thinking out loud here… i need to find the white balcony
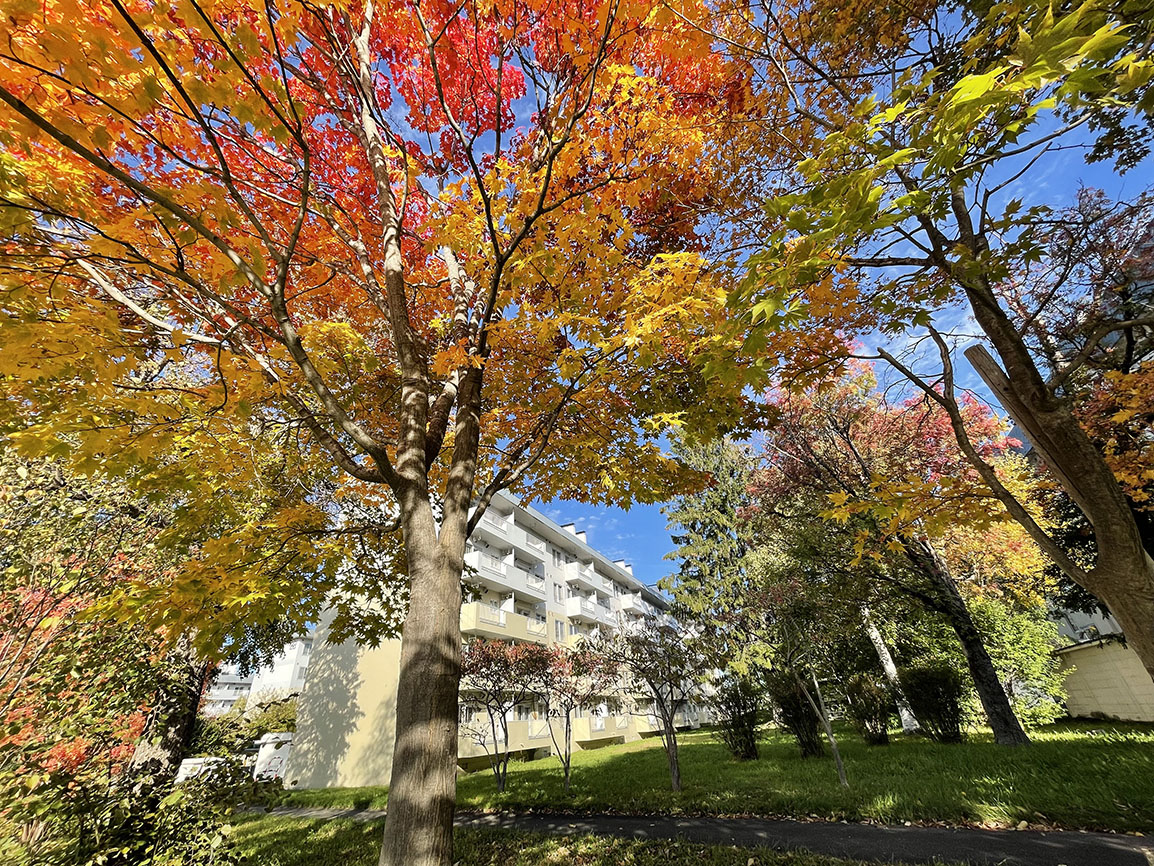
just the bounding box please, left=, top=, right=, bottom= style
left=473, top=509, right=512, bottom=545
left=616, top=593, right=649, bottom=616
left=464, top=551, right=547, bottom=603
left=565, top=561, right=601, bottom=593
left=566, top=595, right=613, bottom=624
left=509, top=525, right=548, bottom=562
left=565, top=595, right=598, bottom=623
left=461, top=602, right=548, bottom=644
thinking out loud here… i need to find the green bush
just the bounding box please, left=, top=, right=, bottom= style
left=709, top=674, right=764, bottom=760
left=843, top=674, right=895, bottom=746
left=763, top=669, right=823, bottom=758
left=2, top=758, right=259, bottom=866
left=900, top=665, right=966, bottom=744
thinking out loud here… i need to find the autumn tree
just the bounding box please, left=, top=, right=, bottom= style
left=703, top=0, right=1154, bottom=680
left=530, top=644, right=619, bottom=794
left=587, top=621, right=704, bottom=792
left=459, top=638, right=552, bottom=793
left=660, top=418, right=922, bottom=733
left=750, top=364, right=1042, bottom=745
left=0, top=1, right=749, bottom=861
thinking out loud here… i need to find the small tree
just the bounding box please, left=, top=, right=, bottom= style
left=843, top=674, right=896, bottom=746
left=531, top=646, right=620, bottom=794
left=710, top=672, right=764, bottom=760
left=459, top=639, right=552, bottom=793
left=763, top=669, right=824, bottom=758
left=588, top=622, right=704, bottom=792
left=900, top=665, right=967, bottom=744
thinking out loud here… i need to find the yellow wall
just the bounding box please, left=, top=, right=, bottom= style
left=1058, top=640, right=1154, bottom=723
left=285, top=610, right=402, bottom=789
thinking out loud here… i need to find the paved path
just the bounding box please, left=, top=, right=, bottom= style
left=264, top=806, right=1154, bottom=866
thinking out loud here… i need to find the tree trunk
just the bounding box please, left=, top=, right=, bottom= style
left=662, top=720, right=681, bottom=792
left=796, top=670, right=848, bottom=788
left=860, top=605, right=921, bottom=734
left=904, top=540, right=1030, bottom=746
left=955, top=281, right=1154, bottom=681
left=563, top=713, right=572, bottom=795
left=1102, top=582, right=1154, bottom=681
left=129, top=634, right=208, bottom=781
left=377, top=504, right=464, bottom=866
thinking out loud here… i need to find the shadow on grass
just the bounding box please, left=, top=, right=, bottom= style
left=452, top=721, right=1154, bottom=832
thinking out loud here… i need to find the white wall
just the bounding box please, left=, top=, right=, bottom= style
left=1058, top=640, right=1154, bottom=722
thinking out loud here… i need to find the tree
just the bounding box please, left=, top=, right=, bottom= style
left=0, top=3, right=747, bottom=862
left=460, top=638, right=553, bottom=793
left=587, top=621, right=704, bottom=792
left=751, top=364, right=1040, bottom=744
left=708, top=671, right=763, bottom=760
left=715, top=0, right=1154, bottom=681
left=531, top=645, right=619, bottom=794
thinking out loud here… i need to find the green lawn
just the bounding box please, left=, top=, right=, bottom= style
left=230, top=815, right=957, bottom=866
left=282, top=721, right=1154, bottom=832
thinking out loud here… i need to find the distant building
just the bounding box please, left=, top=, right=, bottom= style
left=201, top=665, right=253, bottom=716
left=201, top=633, right=315, bottom=716
left=250, top=634, right=314, bottom=701
left=287, top=492, right=707, bottom=789
left=1054, top=609, right=1154, bottom=722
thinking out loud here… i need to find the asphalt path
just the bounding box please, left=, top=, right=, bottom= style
left=263, top=806, right=1154, bottom=865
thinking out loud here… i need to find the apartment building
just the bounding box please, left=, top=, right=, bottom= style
left=201, top=633, right=316, bottom=716
left=285, top=491, right=705, bottom=789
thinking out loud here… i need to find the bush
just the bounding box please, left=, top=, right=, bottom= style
left=1, top=756, right=260, bottom=865
left=900, top=664, right=966, bottom=743
left=710, top=674, right=764, bottom=760
left=763, top=669, right=823, bottom=758
left=843, top=674, right=895, bottom=746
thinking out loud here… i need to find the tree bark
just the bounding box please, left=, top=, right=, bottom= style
left=796, top=670, right=848, bottom=788
left=904, top=540, right=1030, bottom=746
left=129, top=634, right=208, bottom=781
left=860, top=605, right=921, bottom=734
left=661, top=719, right=682, bottom=792
left=943, top=236, right=1154, bottom=680
left=378, top=364, right=482, bottom=866
left=377, top=509, right=463, bottom=866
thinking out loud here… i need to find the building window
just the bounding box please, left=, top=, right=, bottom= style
left=552, top=548, right=563, bottom=567
left=568, top=623, right=580, bottom=637
left=553, top=583, right=563, bottom=602
left=554, top=620, right=564, bottom=641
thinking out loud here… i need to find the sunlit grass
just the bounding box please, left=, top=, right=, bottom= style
left=230, top=815, right=954, bottom=866
left=281, top=720, right=1154, bottom=832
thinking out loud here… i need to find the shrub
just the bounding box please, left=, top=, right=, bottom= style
left=710, top=674, right=764, bottom=760
left=764, top=669, right=823, bottom=758
left=843, top=674, right=895, bottom=746
left=1, top=755, right=257, bottom=865
left=900, top=664, right=966, bottom=743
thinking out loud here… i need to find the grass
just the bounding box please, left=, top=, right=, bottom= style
left=230, top=815, right=961, bottom=866
left=281, top=720, right=1154, bottom=832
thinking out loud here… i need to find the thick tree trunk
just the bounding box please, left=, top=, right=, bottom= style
left=953, top=273, right=1154, bottom=681
left=378, top=363, right=482, bottom=866
left=1102, top=579, right=1154, bottom=681
left=905, top=540, right=1030, bottom=746
left=860, top=605, right=921, bottom=734
left=129, top=634, right=208, bottom=780
left=377, top=505, right=464, bottom=866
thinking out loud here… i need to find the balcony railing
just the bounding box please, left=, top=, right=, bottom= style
left=526, top=618, right=546, bottom=638
left=478, top=606, right=506, bottom=626
left=479, top=511, right=511, bottom=533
